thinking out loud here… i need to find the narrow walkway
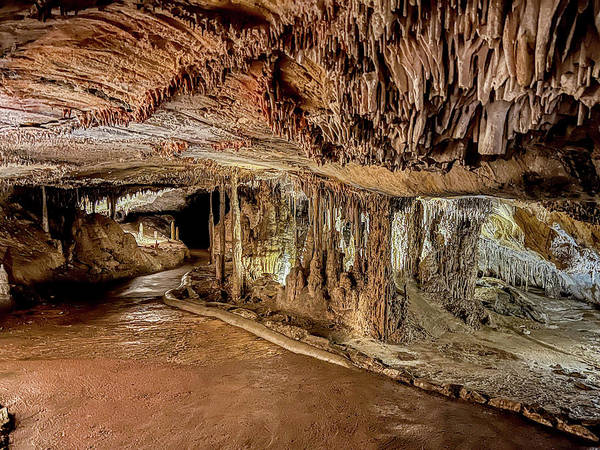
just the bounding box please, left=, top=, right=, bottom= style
left=0, top=257, right=588, bottom=449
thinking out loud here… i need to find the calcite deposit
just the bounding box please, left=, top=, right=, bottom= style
left=0, top=0, right=598, bottom=200
left=166, top=174, right=600, bottom=442
left=2, top=0, right=600, bottom=445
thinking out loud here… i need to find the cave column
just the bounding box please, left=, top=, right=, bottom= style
left=312, top=189, right=321, bottom=251
left=216, top=185, right=226, bottom=283
left=109, top=195, right=117, bottom=220
left=209, top=190, right=214, bottom=264
left=231, top=172, right=244, bottom=301
left=41, top=186, right=49, bottom=234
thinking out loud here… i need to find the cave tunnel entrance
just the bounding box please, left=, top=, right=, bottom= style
left=174, top=190, right=228, bottom=249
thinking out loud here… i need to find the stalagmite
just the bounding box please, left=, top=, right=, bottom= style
left=209, top=190, right=215, bottom=263
left=216, top=186, right=226, bottom=284
left=170, top=221, right=176, bottom=241
left=231, top=172, right=244, bottom=301
left=41, top=186, right=49, bottom=234
left=175, top=227, right=180, bottom=241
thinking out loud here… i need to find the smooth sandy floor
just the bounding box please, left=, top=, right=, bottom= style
left=0, top=257, right=590, bottom=449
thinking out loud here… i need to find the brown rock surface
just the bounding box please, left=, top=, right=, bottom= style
left=0, top=264, right=588, bottom=449
left=66, top=212, right=188, bottom=283
left=0, top=1, right=598, bottom=200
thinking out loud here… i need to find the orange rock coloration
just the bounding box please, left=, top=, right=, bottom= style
left=0, top=0, right=598, bottom=199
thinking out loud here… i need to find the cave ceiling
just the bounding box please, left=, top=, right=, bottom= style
left=1, top=0, right=600, bottom=199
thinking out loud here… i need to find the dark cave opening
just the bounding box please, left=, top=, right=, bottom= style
left=174, top=190, right=228, bottom=249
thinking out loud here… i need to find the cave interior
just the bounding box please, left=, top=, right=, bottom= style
left=1, top=0, right=600, bottom=447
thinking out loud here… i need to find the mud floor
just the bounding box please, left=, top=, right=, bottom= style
left=0, top=255, right=590, bottom=449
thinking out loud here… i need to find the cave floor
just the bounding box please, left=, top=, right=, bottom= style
left=338, top=282, right=600, bottom=426
left=0, top=260, right=588, bottom=448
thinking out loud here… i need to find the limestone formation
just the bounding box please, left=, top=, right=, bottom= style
left=0, top=1, right=598, bottom=200
left=0, top=264, right=12, bottom=311
left=1, top=1, right=600, bottom=444
left=231, top=172, right=245, bottom=301
left=479, top=199, right=600, bottom=304
left=209, top=190, right=214, bottom=264
left=209, top=176, right=498, bottom=340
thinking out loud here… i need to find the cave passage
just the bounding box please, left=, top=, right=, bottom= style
left=174, top=192, right=211, bottom=249
left=1, top=180, right=599, bottom=448
left=173, top=190, right=227, bottom=250
left=2, top=0, right=600, bottom=447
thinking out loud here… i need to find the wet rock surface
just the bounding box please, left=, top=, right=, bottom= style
left=0, top=258, right=589, bottom=449
left=180, top=260, right=600, bottom=443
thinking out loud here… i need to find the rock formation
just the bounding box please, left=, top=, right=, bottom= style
left=2, top=0, right=600, bottom=444
left=0, top=0, right=598, bottom=200
left=0, top=264, right=12, bottom=311
left=0, top=186, right=190, bottom=307
left=479, top=199, right=600, bottom=304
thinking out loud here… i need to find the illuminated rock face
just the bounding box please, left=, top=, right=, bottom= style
left=216, top=177, right=600, bottom=344
left=0, top=1, right=599, bottom=200
left=219, top=178, right=490, bottom=339
left=479, top=200, right=600, bottom=305
left=0, top=264, right=12, bottom=311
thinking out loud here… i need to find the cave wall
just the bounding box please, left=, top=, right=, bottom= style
left=226, top=176, right=498, bottom=341
left=0, top=199, right=66, bottom=287
left=478, top=199, right=600, bottom=304
left=275, top=180, right=396, bottom=340
left=415, top=198, right=493, bottom=326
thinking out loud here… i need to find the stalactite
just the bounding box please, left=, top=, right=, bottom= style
left=4, top=0, right=599, bottom=198
left=248, top=0, right=600, bottom=178
left=231, top=172, right=244, bottom=300
left=478, top=202, right=600, bottom=304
